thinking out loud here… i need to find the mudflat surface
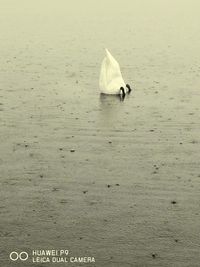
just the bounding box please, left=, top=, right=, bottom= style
left=0, top=1, right=200, bottom=266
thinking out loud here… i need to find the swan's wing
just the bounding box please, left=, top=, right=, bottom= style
left=105, top=49, right=123, bottom=85
left=99, top=49, right=126, bottom=94
left=105, top=49, right=121, bottom=72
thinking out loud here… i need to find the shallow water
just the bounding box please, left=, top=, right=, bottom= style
left=0, top=0, right=200, bottom=266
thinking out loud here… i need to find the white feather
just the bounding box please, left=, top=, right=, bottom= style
left=99, top=49, right=126, bottom=95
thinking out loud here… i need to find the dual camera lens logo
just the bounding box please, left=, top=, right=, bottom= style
left=9, top=251, right=29, bottom=261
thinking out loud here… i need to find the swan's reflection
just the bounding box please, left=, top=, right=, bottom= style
left=99, top=93, right=124, bottom=104
left=98, top=94, right=124, bottom=126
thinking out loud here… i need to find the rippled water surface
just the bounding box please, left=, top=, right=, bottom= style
left=0, top=1, right=200, bottom=266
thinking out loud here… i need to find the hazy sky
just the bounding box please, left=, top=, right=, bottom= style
left=1, top=0, right=200, bottom=70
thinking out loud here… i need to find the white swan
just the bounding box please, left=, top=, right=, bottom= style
left=99, top=49, right=131, bottom=97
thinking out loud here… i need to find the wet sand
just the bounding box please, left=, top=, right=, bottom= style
left=0, top=0, right=200, bottom=266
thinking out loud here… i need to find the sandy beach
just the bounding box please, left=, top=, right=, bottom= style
left=0, top=0, right=200, bottom=266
